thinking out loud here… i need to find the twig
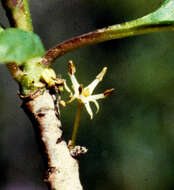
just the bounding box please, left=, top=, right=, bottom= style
left=6, top=62, right=23, bottom=82
left=1, top=0, right=33, bottom=32
left=42, top=22, right=174, bottom=66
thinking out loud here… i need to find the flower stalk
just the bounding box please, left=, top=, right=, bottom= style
left=71, top=102, right=84, bottom=148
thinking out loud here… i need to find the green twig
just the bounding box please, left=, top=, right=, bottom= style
left=71, top=102, right=83, bottom=148
left=42, top=23, right=174, bottom=66
left=2, top=0, right=33, bottom=32
left=42, top=0, right=174, bottom=66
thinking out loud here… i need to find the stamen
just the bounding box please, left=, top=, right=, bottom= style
left=104, top=88, right=115, bottom=97
left=78, top=85, right=83, bottom=94
left=68, top=60, right=76, bottom=75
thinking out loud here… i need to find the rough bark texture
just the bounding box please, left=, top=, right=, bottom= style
left=21, top=90, right=83, bottom=190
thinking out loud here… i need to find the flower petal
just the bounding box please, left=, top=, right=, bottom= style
left=90, top=99, right=100, bottom=113
left=90, top=93, right=105, bottom=100
left=63, top=79, right=72, bottom=94
left=84, top=102, right=93, bottom=119
left=67, top=95, right=76, bottom=104
left=69, top=74, right=80, bottom=94
left=84, top=67, right=107, bottom=94
left=84, top=79, right=99, bottom=95
left=96, top=67, right=107, bottom=82
left=68, top=61, right=80, bottom=94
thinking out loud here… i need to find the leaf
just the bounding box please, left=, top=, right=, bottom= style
left=136, top=0, right=174, bottom=25
left=103, top=0, right=174, bottom=40
left=0, top=28, right=45, bottom=65
left=0, top=26, right=4, bottom=33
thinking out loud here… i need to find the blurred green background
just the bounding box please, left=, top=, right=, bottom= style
left=1, top=0, right=174, bottom=189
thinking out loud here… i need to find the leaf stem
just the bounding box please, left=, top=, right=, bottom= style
left=42, top=21, right=174, bottom=66
left=71, top=102, right=83, bottom=148
left=22, top=0, right=33, bottom=32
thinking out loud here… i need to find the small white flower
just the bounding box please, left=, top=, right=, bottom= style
left=67, top=60, right=114, bottom=119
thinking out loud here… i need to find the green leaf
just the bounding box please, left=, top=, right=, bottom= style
left=102, top=0, right=174, bottom=40
left=106, top=0, right=174, bottom=38
left=135, top=0, right=174, bottom=26
left=0, top=28, right=45, bottom=65
left=0, top=26, right=4, bottom=33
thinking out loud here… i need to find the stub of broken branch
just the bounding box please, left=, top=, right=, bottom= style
left=21, top=90, right=83, bottom=190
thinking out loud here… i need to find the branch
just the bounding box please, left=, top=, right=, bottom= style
left=2, top=1, right=83, bottom=190
left=21, top=90, right=83, bottom=190
left=42, top=0, right=174, bottom=66
left=42, top=22, right=174, bottom=66
left=1, top=0, right=33, bottom=32
left=6, top=62, right=23, bottom=82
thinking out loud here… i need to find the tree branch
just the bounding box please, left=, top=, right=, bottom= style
left=2, top=1, right=83, bottom=190
left=6, top=62, right=23, bottom=82
left=42, top=22, right=174, bottom=66
left=1, top=0, right=33, bottom=32
left=21, top=90, right=83, bottom=190
left=42, top=0, right=174, bottom=66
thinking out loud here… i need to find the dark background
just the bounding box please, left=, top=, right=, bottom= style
left=1, top=0, right=174, bottom=189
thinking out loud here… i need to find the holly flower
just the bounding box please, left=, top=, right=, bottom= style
left=67, top=60, right=114, bottom=119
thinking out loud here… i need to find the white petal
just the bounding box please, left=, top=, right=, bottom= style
left=63, top=79, right=72, bottom=94
left=69, top=74, right=80, bottom=94
left=90, top=93, right=105, bottom=100
left=84, top=79, right=100, bottom=95
left=90, top=99, right=100, bottom=113
left=67, top=96, right=76, bottom=104
left=84, top=102, right=93, bottom=119
left=84, top=67, right=107, bottom=94
left=96, top=67, right=107, bottom=81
